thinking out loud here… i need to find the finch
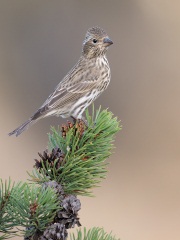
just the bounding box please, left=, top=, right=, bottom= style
left=9, top=26, right=113, bottom=136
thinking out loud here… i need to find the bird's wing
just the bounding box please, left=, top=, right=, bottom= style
left=67, top=79, right=98, bottom=93
left=47, top=79, right=99, bottom=109
left=31, top=67, right=100, bottom=120
left=42, top=67, right=100, bottom=110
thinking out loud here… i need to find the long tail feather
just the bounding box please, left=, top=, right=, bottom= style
left=8, top=118, right=37, bottom=137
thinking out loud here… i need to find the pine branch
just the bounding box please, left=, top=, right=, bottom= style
left=1, top=106, right=121, bottom=240
left=30, top=106, right=121, bottom=196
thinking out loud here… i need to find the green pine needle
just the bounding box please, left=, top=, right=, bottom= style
left=0, top=179, right=16, bottom=238
left=70, top=227, right=120, bottom=240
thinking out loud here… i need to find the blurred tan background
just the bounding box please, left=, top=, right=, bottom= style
left=0, top=1, right=180, bottom=239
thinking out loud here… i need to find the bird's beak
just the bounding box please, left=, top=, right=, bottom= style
left=103, top=37, right=113, bottom=46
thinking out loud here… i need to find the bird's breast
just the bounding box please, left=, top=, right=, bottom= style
left=96, top=56, right=111, bottom=87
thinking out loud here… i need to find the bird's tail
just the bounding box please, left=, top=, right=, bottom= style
left=8, top=118, right=38, bottom=137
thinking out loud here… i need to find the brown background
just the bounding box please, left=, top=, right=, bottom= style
left=0, top=1, right=180, bottom=239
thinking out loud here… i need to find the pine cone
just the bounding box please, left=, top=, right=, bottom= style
left=42, top=181, right=81, bottom=229
left=55, top=195, right=81, bottom=229
left=34, top=147, right=64, bottom=170
left=40, top=223, right=68, bottom=240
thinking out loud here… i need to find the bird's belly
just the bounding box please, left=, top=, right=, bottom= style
left=70, top=90, right=100, bottom=119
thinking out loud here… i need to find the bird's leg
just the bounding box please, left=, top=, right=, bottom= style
left=71, top=116, right=77, bottom=124
left=80, top=116, right=88, bottom=127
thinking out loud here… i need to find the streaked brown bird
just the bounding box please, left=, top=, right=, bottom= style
left=9, top=26, right=113, bottom=136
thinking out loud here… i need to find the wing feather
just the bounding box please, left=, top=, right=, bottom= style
left=39, top=60, right=100, bottom=113
left=48, top=81, right=98, bottom=109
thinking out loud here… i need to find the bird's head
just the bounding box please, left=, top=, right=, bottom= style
left=82, top=26, right=113, bottom=59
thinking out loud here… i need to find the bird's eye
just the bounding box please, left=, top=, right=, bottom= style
left=93, top=39, right=98, bottom=43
